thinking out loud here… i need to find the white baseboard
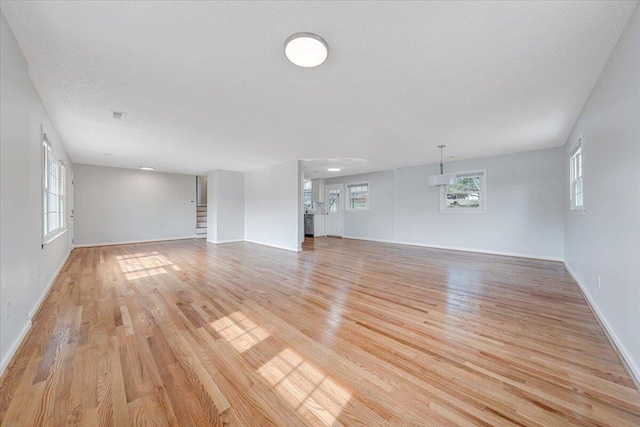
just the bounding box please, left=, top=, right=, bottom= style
left=244, top=239, right=300, bottom=252
left=1, top=249, right=72, bottom=378
left=195, top=234, right=207, bottom=239
left=29, top=252, right=70, bottom=319
left=74, top=236, right=199, bottom=248
left=0, top=320, right=32, bottom=377
left=563, top=262, right=640, bottom=390
left=342, top=236, right=563, bottom=262
left=206, top=239, right=245, bottom=245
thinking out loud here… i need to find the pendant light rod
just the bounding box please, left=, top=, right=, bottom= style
left=428, top=145, right=455, bottom=187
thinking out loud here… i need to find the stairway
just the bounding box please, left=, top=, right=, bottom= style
left=196, top=206, right=207, bottom=237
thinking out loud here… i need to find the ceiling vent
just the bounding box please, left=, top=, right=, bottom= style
left=112, top=111, right=124, bottom=119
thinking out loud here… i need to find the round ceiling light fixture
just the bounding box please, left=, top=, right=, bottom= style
left=284, top=33, right=329, bottom=68
left=325, top=166, right=343, bottom=172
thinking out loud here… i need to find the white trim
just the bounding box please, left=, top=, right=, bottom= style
left=563, top=262, right=640, bottom=390
left=29, top=251, right=70, bottom=320
left=0, top=320, right=32, bottom=377
left=43, top=228, right=68, bottom=246
left=206, top=239, right=245, bottom=245
left=569, top=136, right=584, bottom=211
left=244, top=239, right=301, bottom=252
left=73, top=236, right=199, bottom=248
left=342, top=236, right=563, bottom=262
left=345, top=181, right=370, bottom=211
left=1, top=247, right=72, bottom=377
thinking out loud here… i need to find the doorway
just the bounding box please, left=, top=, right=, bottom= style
left=325, top=184, right=344, bottom=237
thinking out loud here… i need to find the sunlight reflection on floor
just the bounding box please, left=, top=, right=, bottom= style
left=258, top=347, right=351, bottom=426
left=211, top=311, right=270, bottom=353
left=116, top=252, right=181, bottom=280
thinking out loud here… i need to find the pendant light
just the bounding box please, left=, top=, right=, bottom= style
left=428, top=145, right=456, bottom=186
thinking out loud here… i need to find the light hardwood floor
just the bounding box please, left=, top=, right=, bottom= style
left=1, top=238, right=639, bottom=426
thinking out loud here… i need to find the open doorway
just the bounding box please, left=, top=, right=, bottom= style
left=196, top=176, right=207, bottom=237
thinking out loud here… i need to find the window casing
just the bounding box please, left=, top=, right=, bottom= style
left=570, top=140, right=583, bottom=210
left=43, top=137, right=66, bottom=241
left=346, top=182, right=369, bottom=211
left=440, top=170, right=486, bottom=212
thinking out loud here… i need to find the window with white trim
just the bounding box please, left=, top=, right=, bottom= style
left=441, top=170, right=486, bottom=212
left=346, top=182, right=369, bottom=210
left=43, top=136, right=66, bottom=240
left=570, top=140, right=583, bottom=210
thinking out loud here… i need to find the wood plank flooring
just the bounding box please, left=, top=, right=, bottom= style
left=1, top=237, right=639, bottom=426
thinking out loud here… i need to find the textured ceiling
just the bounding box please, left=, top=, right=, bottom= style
left=1, top=1, right=636, bottom=175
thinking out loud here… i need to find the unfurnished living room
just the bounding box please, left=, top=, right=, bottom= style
left=1, top=1, right=639, bottom=426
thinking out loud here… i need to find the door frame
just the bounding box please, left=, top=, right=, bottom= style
left=325, top=183, right=344, bottom=237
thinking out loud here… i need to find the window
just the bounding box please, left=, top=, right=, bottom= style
left=43, top=136, right=66, bottom=241
left=570, top=140, right=583, bottom=210
left=303, top=180, right=312, bottom=209
left=346, top=182, right=369, bottom=210
left=328, top=188, right=340, bottom=213
left=441, top=170, right=486, bottom=212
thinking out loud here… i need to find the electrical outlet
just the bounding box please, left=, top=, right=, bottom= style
left=5, top=300, right=9, bottom=320
left=597, top=274, right=601, bottom=289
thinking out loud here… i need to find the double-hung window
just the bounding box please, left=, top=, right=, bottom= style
left=346, top=182, right=369, bottom=210
left=441, top=170, right=486, bottom=212
left=43, top=135, right=66, bottom=241
left=570, top=140, right=583, bottom=210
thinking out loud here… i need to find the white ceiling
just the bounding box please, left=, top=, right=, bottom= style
left=302, top=158, right=392, bottom=179
left=1, top=1, right=636, bottom=175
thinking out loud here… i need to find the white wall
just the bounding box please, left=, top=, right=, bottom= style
left=245, top=160, right=301, bottom=252
left=327, top=147, right=565, bottom=259
left=207, top=169, right=244, bottom=244
left=325, top=170, right=395, bottom=242
left=311, top=178, right=325, bottom=203
left=0, top=12, right=73, bottom=373
left=73, top=164, right=196, bottom=246
left=563, top=4, right=640, bottom=382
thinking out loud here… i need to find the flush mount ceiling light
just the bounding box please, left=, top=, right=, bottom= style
left=428, top=145, right=456, bottom=186
left=284, top=33, right=329, bottom=67
left=140, top=166, right=155, bottom=171
left=325, top=166, right=343, bottom=172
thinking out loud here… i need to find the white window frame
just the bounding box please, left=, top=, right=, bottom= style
left=346, top=182, right=370, bottom=211
left=43, top=134, right=66, bottom=243
left=569, top=138, right=584, bottom=211
left=440, top=170, right=487, bottom=213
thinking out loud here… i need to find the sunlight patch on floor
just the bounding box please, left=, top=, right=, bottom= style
left=211, top=311, right=270, bottom=353
left=117, top=252, right=180, bottom=280
left=258, top=347, right=351, bottom=426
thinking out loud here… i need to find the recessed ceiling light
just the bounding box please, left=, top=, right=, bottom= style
left=325, top=166, right=343, bottom=172
left=140, top=166, right=155, bottom=171
left=284, top=33, right=328, bottom=68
